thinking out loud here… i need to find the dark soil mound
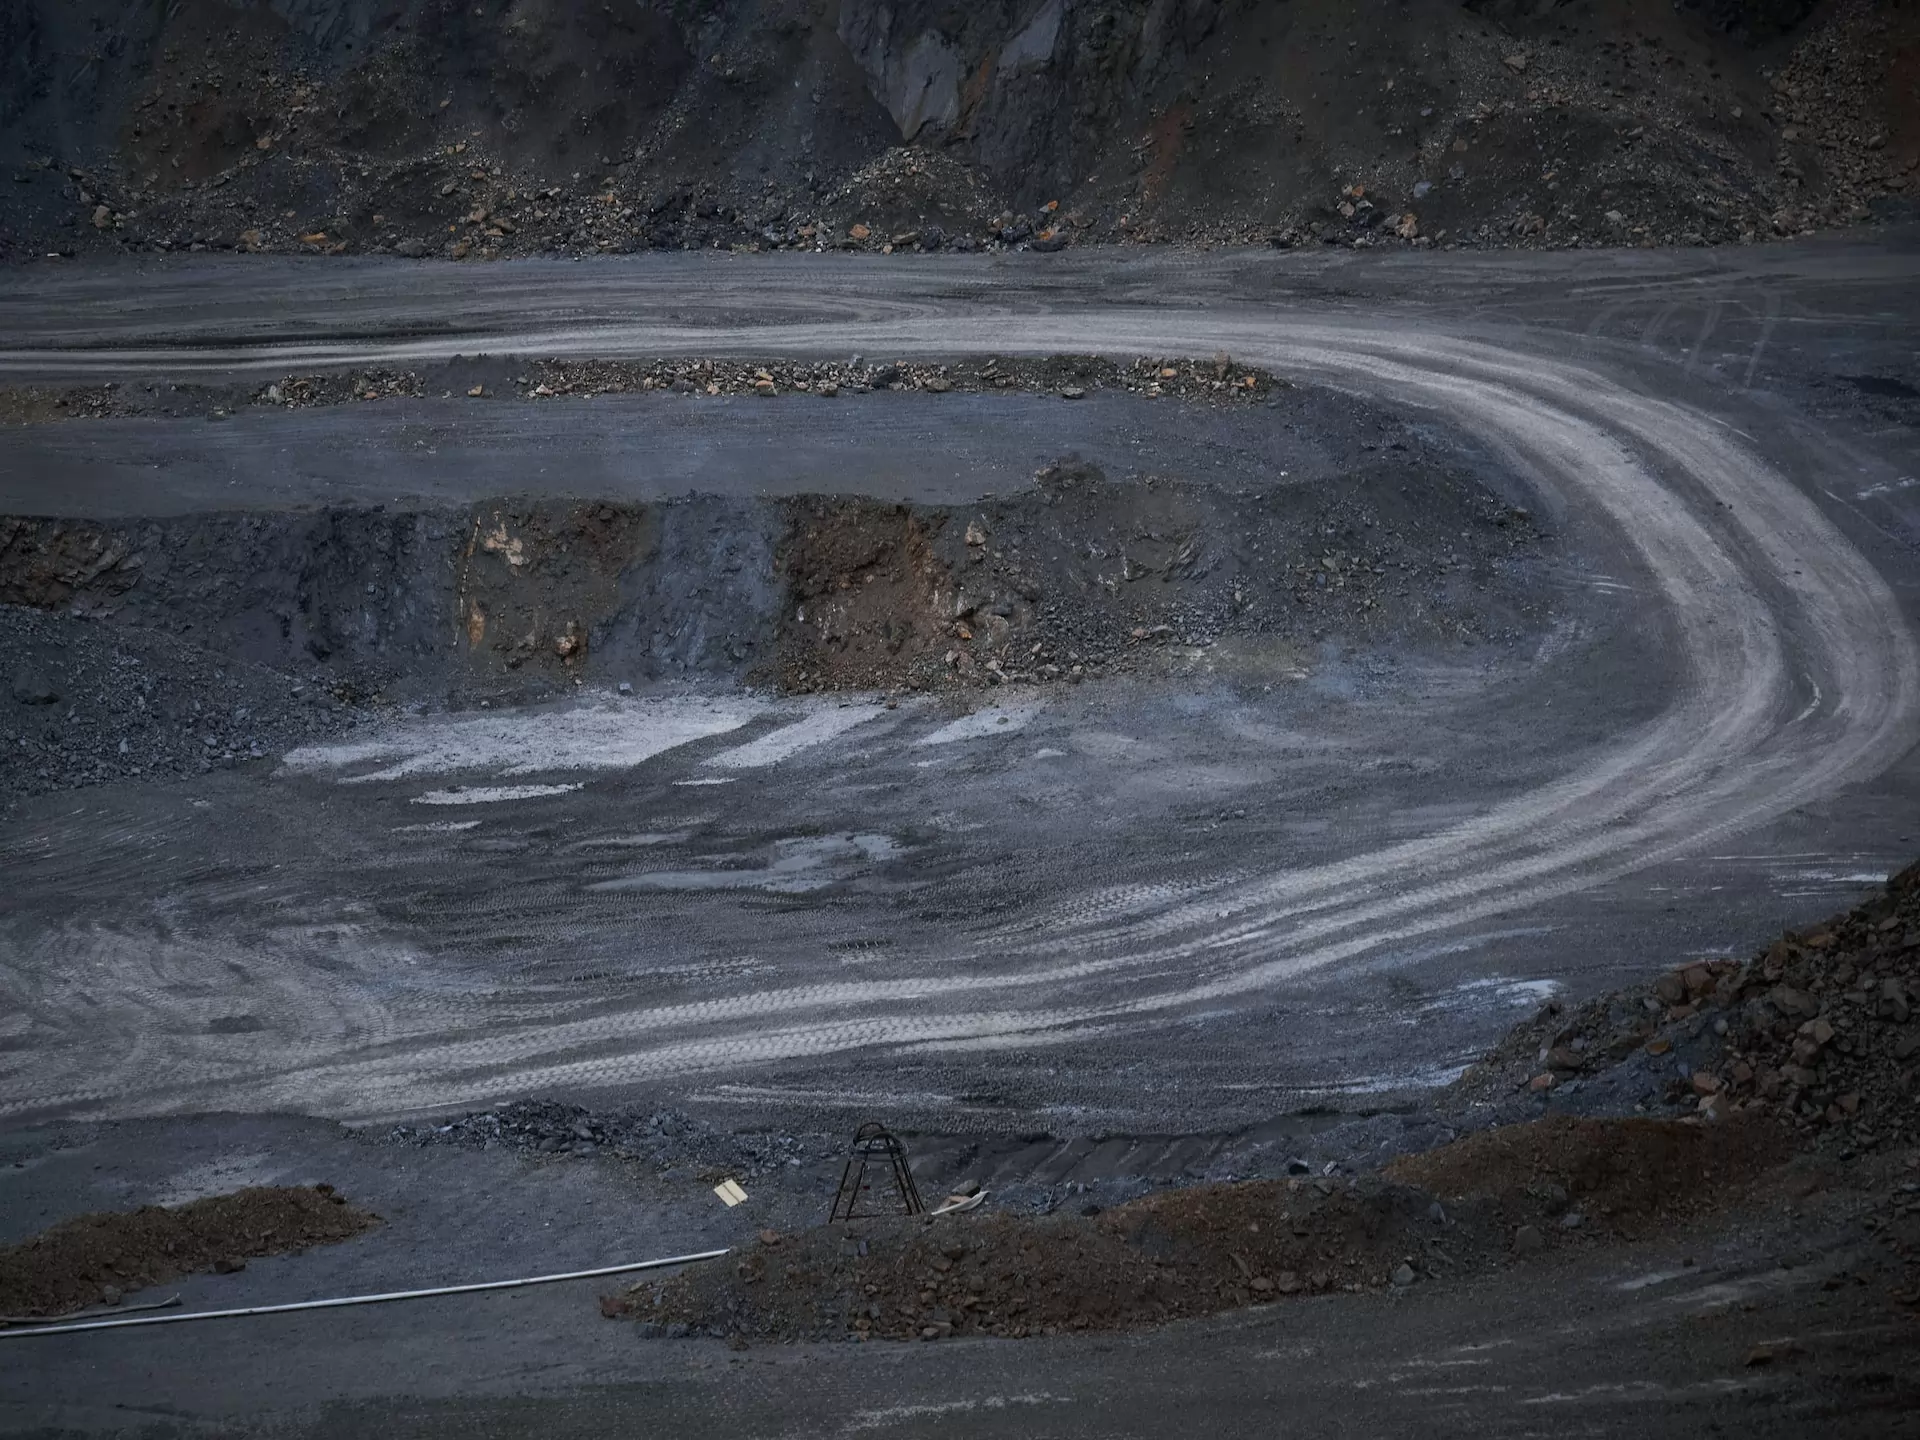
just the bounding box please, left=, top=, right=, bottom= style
left=0, top=1185, right=379, bottom=1319
left=612, top=1173, right=1493, bottom=1343
left=0, top=601, right=371, bottom=800
left=1386, top=1114, right=1788, bottom=1236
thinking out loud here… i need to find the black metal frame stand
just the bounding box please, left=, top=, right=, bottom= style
left=828, top=1122, right=925, bottom=1221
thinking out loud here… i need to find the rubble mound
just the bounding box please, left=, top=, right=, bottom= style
left=610, top=1109, right=1803, bottom=1344
left=0, top=1185, right=378, bottom=1319
left=1458, top=859, right=1920, bottom=1152
left=0, top=355, right=1281, bottom=429
left=384, top=1100, right=834, bottom=1181
left=613, top=1174, right=1500, bottom=1343
left=0, top=601, right=370, bottom=799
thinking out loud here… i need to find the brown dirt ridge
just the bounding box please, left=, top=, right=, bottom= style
left=0, top=1184, right=379, bottom=1320
left=1384, top=1113, right=1788, bottom=1236
left=772, top=453, right=1541, bottom=694
left=611, top=1115, right=1788, bottom=1343
left=615, top=1172, right=1492, bottom=1343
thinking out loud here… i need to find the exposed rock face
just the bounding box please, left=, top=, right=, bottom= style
left=0, top=0, right=1912, bottom=257
left=836, top=0, right=1222, bottom=201
left=839, top=5, right=964, bottom=141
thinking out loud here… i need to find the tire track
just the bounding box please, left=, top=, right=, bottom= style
left=1, top=272, right=1914, bottom=1123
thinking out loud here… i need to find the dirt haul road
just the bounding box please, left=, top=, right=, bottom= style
left=1, top=237, right=1919, bottom=1136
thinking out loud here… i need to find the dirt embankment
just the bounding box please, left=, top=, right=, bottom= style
left=2, top=0, right=1913, bottom=262
left=0, top=501, right=654, bottom=694
left=617, top=1173, right=1474, bottom=1343
left=1384, top=1113, right=1788, bottom=1236
left=0, top=1185, right=377, bottom=1320
left=776, top=455, right=1541, bottom=692
left=3, top=448, right=1539, bottom=710
left=610, top=1114, right=1788, bottom=1343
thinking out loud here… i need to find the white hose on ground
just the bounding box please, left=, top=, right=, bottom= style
left=0, top=1247, right=730, bottom=1339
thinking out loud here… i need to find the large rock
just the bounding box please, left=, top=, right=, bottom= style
left=11, top=664, right=58, bottom=705
left=835, top=0, right=1224, bottom=199
left=837, top=4, right=965, bottom=141
left=997, top=0, right=1063, bottom=75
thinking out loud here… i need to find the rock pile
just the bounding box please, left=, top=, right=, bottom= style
left=384, top=1100, right=831, bottom=1181
left=497, top=353, right=1285, bottom=406
left=1764, top=0, right=1920, bottom=235
left=0, top=602, right=369, bottom=803
left=769, top=453, right=1543, bottom=695
left=1462, top=860, right=1920, bottom=1152
left=1, top=355, right=1285, bottom=427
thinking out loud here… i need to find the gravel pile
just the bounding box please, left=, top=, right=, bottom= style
left=1459, top=858, right=1920, bottom=1152
left=1763, top=0, right=1920, bottom=236
left=0, top=604, right=368, bottom=803
left=383, top=1100, right=835, bottom=1182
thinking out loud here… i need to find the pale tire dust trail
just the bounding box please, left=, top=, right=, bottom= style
left=0, top=257, right=1915, bottom=1125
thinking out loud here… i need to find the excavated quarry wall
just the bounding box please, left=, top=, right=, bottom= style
left=1, top=456, right=1547, bottom=702
left=3, top=0, right=1911, bottom=258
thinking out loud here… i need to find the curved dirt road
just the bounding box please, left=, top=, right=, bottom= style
left=2, top=242, right=1918, bottom=1126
